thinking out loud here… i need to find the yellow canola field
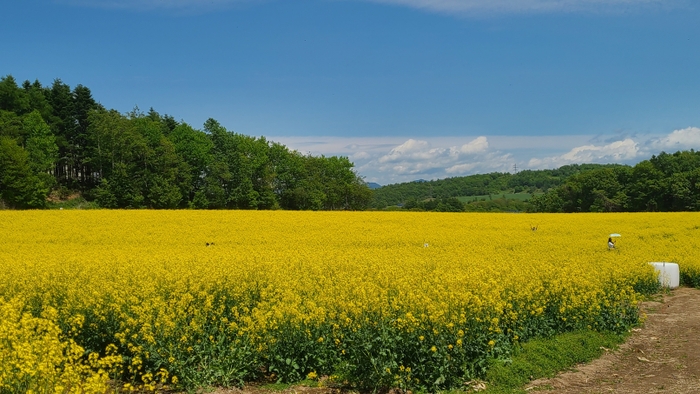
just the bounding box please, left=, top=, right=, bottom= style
left=1, top=211, right=698, bottom=392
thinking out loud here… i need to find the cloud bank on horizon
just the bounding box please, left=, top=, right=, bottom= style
left=61, top=0, right=681, bottom=13
left=271, top=127, right=700, bottom=185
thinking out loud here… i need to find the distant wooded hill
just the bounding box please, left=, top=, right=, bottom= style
left=371, top=163, right=622, bottom=209
left=373, top=150, right=700, bottom=213
left=0, top=75, right=371, bottom=210
left=530, top=150, right=700, bottom=212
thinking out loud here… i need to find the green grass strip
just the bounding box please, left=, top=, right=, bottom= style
left=481, top=330, right=628, bottom=394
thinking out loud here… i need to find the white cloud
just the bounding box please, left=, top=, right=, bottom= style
left=527, top=138, right=638, bottom=168
left=379, top=139, right=444, bottom=164
left=270, top=134, right=584, bottom=184
left=646, top=127, right=700, bottom=152
left=458, top=136, right=488, bottom=154
left=271, top=127, right=698, bottom=185
left=351, top=151, right=372, bottom=160
left=368, top=136, right=512, bottom=182
left=378, top=137, right=489, bottom=165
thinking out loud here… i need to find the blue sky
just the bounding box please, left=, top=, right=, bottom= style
left=2, top=0, right=699, bottom=184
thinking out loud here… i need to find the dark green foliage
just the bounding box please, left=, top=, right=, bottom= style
left=0, top=136, right=47, bottom=208
left=462, top=196, right=532, bottom=212
left=266, top=324, right=339, bottom=383
left=532, top=150, right=700, bottom=212
left=334, top=319, right=498, bottom=392
left=392, top=193, right=531, bottom=213
left=47, top=196, right=99, bottom=210
left=403, top=196, right=466, bottom=212
left=255, top=279, right=640, bottom=393
left=0, top=74, right=371, bottom=210
left=0, top=110, right=25, bottom=141
left=681, top=266, right=700, bottom=288
left=23, top=110, right=58, bottom=191
left=372, top=164, right=623, bottom=210
left=23, top=79, right=54, bottom=122
left=0, top=75, right=30, bottom=114
left=170, top=122, right=213, bottom=203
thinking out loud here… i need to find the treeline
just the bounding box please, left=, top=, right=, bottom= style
left=0, top=75, right=371, bottom=210
left=371, top=163, right=623, bottom=209
left=393, top=195, right=532, bottom=213
left=374, top=151, right=700, bottom=213
left=530, top=150, right=700, bottom=212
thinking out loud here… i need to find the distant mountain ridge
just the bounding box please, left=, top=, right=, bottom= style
left=371, top=163, right=625, bottom=208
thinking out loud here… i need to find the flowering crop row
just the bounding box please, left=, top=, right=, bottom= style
left=1, top=211, right=697, bottom=392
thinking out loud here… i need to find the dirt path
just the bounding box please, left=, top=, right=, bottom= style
left=528, top=287, right=700, bottom=394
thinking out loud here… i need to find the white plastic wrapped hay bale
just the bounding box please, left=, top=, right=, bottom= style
left=649, top=262, right=680, bottom=289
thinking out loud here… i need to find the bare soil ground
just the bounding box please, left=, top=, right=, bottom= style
left=201, top=287, right=700, bottom=394
left=528, top=287, right=700, bottom=394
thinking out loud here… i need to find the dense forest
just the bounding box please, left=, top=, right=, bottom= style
left=0, top=75, right=371, bottom=210
left=530, top=150, right=700, bottom=212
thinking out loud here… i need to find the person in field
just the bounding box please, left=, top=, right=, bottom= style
left=608, top=237, right=615, bottom=249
